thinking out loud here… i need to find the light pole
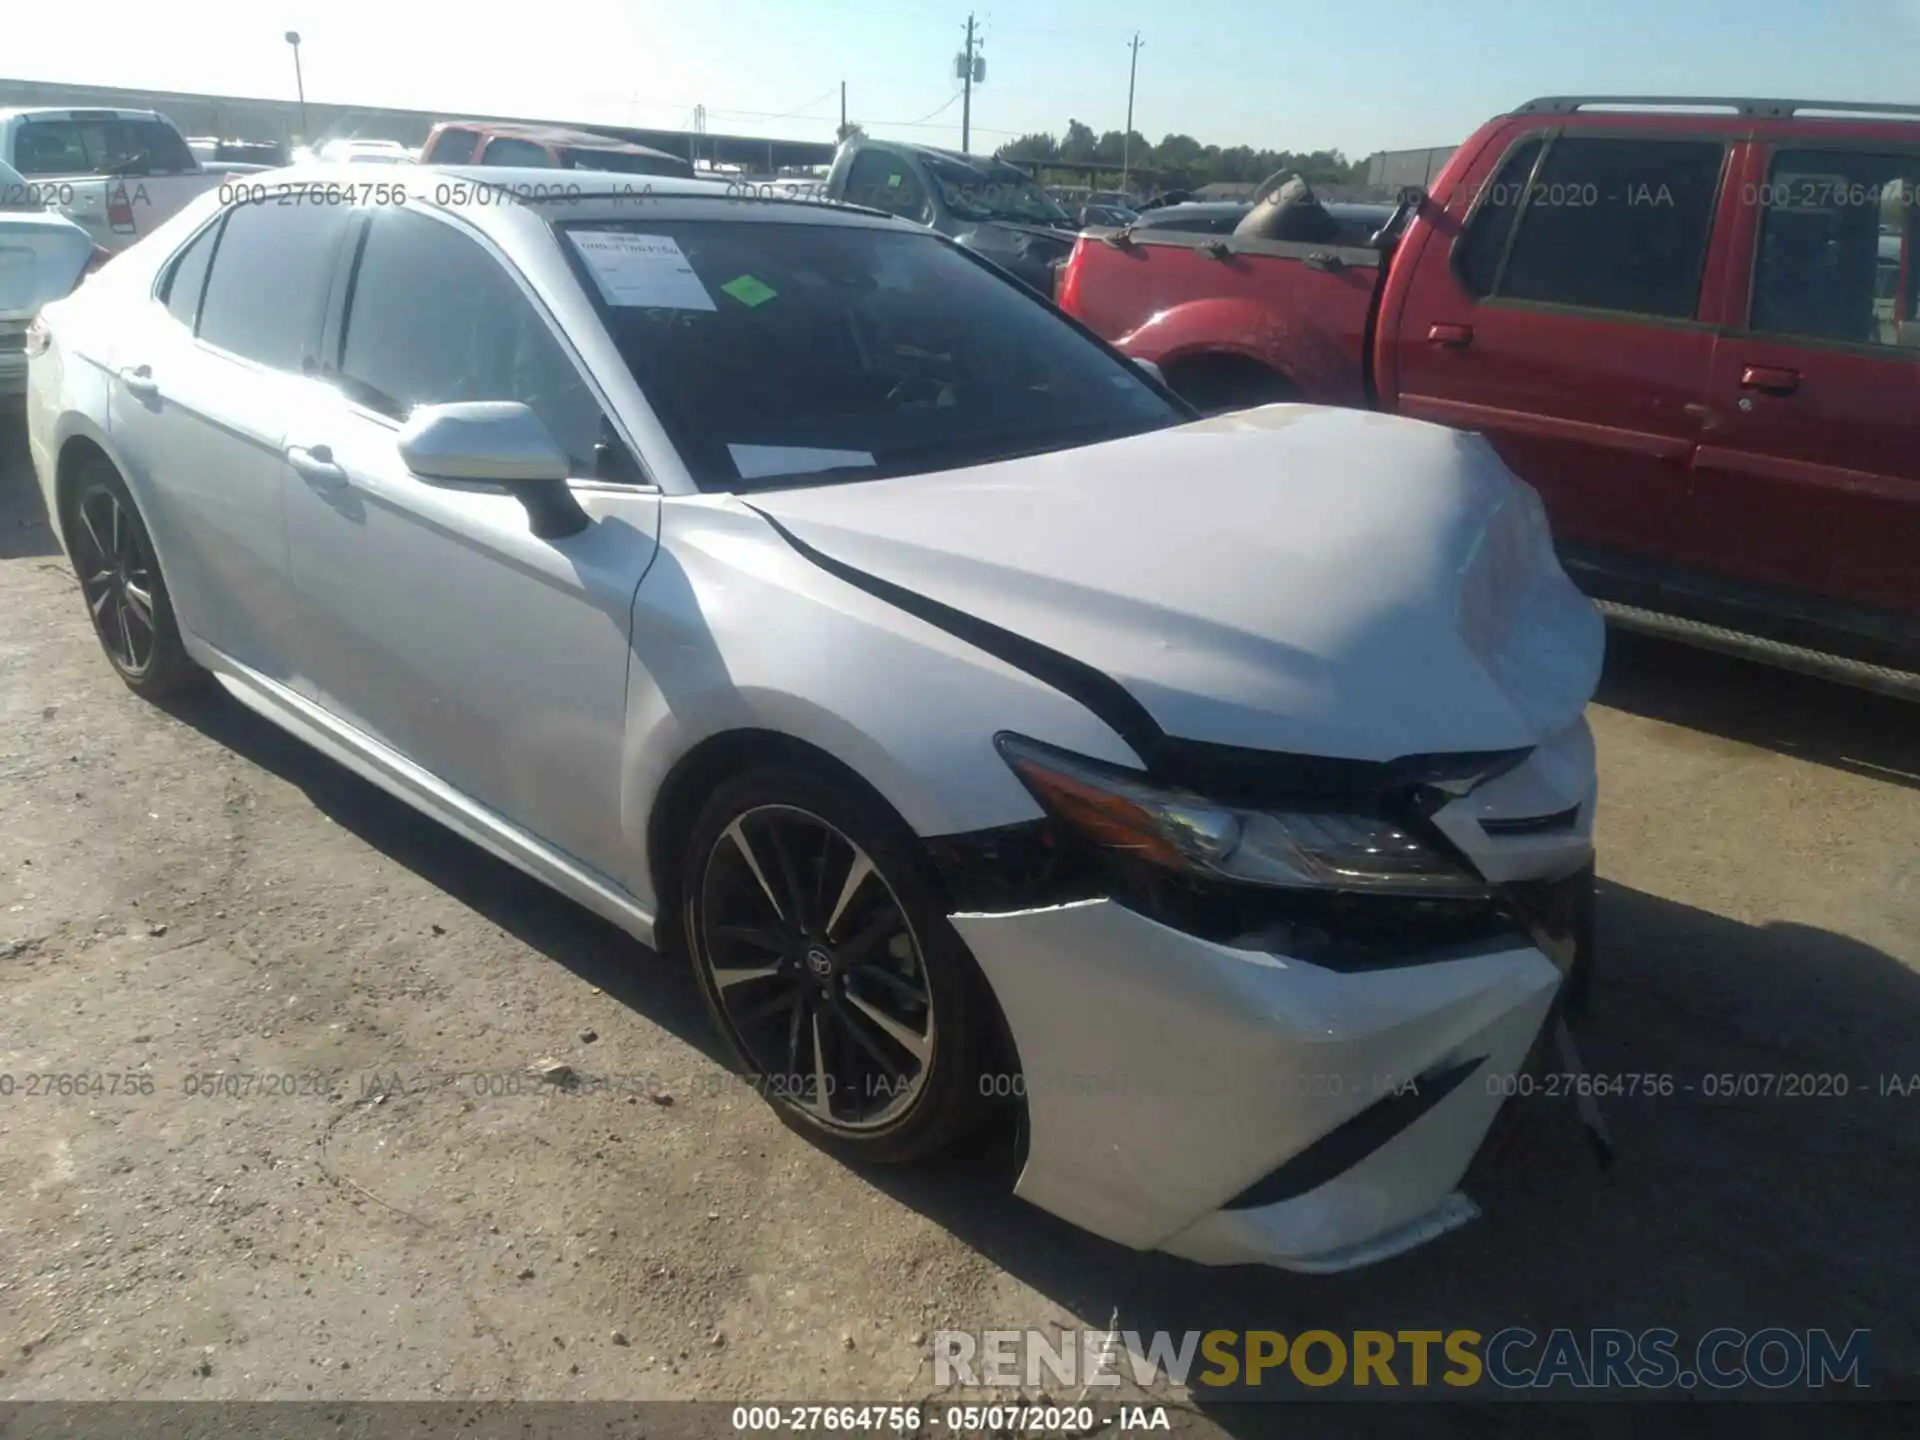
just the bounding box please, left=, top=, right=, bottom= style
left=1122, top=32, right=1143, bottom=196
left=284, top=31, right=308, bottom=143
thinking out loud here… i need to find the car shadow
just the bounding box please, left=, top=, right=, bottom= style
left=0, top=407, right=61, bottom=561
left=155, top=684, right=725, bottom=1059
left=155, top=685, right=1917, bottom=1430
left=1596, top=628, right=1920, bottom=791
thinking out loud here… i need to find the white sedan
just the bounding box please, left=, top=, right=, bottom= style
left=1, top=157, right=99, bottom=396
left=24, top=166, right=1604, bottom=1273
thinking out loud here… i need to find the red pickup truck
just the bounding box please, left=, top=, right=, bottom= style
left=1057, top=95, right=1920, bottom=692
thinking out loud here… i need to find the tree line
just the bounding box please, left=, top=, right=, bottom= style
left=994, top=119, right=1366, bottom=192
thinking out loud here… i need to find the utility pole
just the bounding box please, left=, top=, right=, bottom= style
left=960, top=12, right=979, bottom=154
left=1122, top=31, right=1143, bottom=195
left=840, top=80, right=847, bottom=136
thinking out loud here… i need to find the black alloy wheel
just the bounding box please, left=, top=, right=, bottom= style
left=683, top=767, right=991, bottom=1162
left=66, top=462, right=202, bottom=697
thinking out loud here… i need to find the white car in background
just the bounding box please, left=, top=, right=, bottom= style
left=311, top=138, right=414, bottom=165
left=1, top=158, right=99, bottom=397
left=24, top=166, right=1605, bottom=1273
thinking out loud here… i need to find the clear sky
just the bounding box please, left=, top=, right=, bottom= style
left=10, top=0, right=1920, bottom=158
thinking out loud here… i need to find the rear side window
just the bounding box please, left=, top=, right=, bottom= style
left=161, top=220, right=221, bottom=329
left=430, top=128, right=480, bottom=164
left=1750, top=150, right=1920, bottom=349
left=559, top=147, right=691, bottom=177
left=11, top=117, right=195, bottom=176
left=482, top=138, right=554, bottom=167
left=843, top=150, right=931, bottom=224
left=196, top=200, right=352, bottom=371
left=1455, top=137, right=1544, bottom=298
left=336, top=208, right=605, bottom=471
left=1492, top=137, right=1725, bottom=319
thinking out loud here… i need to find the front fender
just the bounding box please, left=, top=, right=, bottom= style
left=617, top=500, right=1145, bottom=913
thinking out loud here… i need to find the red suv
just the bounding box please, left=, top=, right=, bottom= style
left=1058, top=96, right=1920, bottom=692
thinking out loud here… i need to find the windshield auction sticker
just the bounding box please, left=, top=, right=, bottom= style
left=568, top=231, right=716, bottom=311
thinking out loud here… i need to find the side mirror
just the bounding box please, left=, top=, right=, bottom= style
left=397, top=401, right=590, bottom=539
left=1132, top=357, right=1166, bottom=386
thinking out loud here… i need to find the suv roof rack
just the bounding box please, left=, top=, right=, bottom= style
left=1514, top=96, right=1920, bottom=121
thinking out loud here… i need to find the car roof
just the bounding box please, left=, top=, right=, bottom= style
left=0, top=106, right=168, bottom=124
left=855, top=137, right=1031, bottom=175
left=435, top=120, right=683, bottom=160
left=264, top=163, right=915, bottom=231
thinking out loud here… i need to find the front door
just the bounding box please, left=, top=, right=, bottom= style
left=1391, top=131, right=1730, bottom=601
left=1682, top=142, right=1920, bottom=656
left=281, top=205, right=659, bottom=881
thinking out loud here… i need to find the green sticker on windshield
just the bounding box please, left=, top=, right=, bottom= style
left=720, top=274, right=778, bottom=307
left=887, top=173, right=902, bottom=188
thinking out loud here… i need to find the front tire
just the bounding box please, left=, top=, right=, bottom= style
left=681, top=764, right=991, bottom=1164
left=65, top=460, right=203, bottom=698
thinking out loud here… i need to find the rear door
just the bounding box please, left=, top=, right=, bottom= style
left=106, top=197, right=353, bottom=678
left=1390, top=130, right=1730, bottom=601
left=1682, top=141, right=1920, bottom=657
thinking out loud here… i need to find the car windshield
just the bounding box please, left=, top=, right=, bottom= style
left=920, top=157, right=1071, bottom=226
left=556, top=219, right=1181, bottom=491
left=560, top=147, right=692, bottom=177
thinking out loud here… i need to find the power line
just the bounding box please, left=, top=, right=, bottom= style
left=905, top=90, right=964, bottom=126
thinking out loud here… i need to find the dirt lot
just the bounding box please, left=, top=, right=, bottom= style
left=1, top=411, right=1916, bottom=1430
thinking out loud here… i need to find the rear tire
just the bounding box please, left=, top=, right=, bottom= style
left=64, top=460, right=204, bottom=699
left=681, top=763, right=992, bottom=1164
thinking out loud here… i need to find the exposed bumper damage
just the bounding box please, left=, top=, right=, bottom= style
left=953, top=899, right=1560, bottom=1272
left=947, top=715, right=1598, bottom=1273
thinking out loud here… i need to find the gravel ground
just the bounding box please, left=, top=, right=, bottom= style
left=1, top=411, right=1915, bottom=1433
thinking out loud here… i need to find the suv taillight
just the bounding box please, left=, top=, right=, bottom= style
left=106, top=186, right=136, bottom=232
left=1055, top=238, right=1086, bottom=312
left=25, top=315, right=51, bottom=359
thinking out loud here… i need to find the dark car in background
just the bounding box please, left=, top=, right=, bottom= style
left=820, top=138, right=1080, bottom=294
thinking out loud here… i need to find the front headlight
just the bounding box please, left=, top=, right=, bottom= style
left=995, top=733, right=1489, bottom=898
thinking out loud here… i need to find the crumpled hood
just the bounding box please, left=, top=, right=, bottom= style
left=747, top=405, right=1604, bottom=763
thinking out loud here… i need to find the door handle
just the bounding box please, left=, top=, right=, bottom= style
left=117, top=365, right=159, bottom=399
left=1739, top=364, right=1799, bottom=396
left=1304, top=252, right=1345, bottom=273
left=287, top=443, right=348, bottom=491
left=1427, top=322, right=1473, bottom=349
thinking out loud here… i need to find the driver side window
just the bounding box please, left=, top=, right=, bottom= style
left=843, top=151, right=931, bottom=224
left=335, top=208, right=614, bottom=475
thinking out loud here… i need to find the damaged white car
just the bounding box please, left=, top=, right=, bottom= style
left=26, top=167, right=1604, bottom=1273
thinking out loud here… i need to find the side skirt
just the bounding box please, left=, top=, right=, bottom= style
left=187, top=639, right=659, bottom=948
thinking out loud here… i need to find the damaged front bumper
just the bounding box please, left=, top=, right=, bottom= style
left=951, top=897, right=1565, bottom=1272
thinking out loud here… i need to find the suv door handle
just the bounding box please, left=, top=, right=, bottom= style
left=1427, top=323, right=1473, bottom=349
left=1739, top=364, right=1800, bottom=396
left=287, top=444, right=348, bottom=491
left=1303, top=252, right=1345, bottom=273
left=117, top=365, right=159, bottom=399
